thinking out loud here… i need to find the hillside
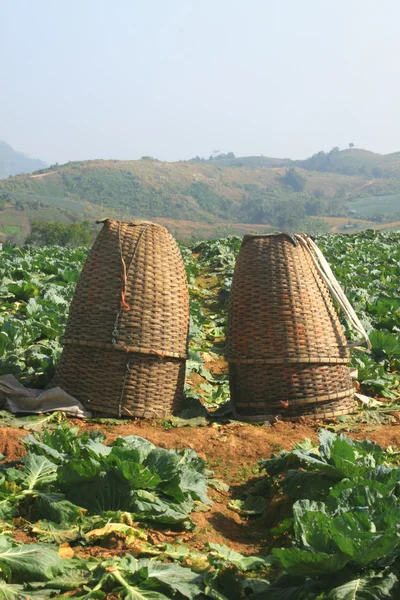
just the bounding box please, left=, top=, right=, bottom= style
left=0, top=149, right=399, bottom=243
left=0, top=141, right=47, bottom=179
left=296, top=147, right=400, bottom=178
left=205, top=147, right=400, bottom=178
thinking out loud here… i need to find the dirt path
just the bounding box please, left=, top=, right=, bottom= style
left=370, top=220, right=400, bottom=231
left=3, top=418, right=400, bottom=555
left=29, top=171, right=58, bottom=179
left=346, top=179, right=374, bottom=198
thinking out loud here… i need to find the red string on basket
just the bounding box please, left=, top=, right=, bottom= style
left=121, top=290, right=130, bottom=312
left=120, top=256, right=131, bottom=312
left=150, top=349, right=165, bottom=358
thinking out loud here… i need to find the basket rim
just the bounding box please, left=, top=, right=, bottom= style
left=96, top=217, right=165, bottom=229
left=242, top=232, right=300, bottom=245
left=226, top=356, right=349, bottom=364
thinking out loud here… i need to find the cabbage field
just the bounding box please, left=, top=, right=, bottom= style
left=0, top=230, right=398, bottom=599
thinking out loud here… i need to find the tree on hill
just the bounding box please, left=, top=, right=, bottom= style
left=0, top=191, right=12, bottom=210
left=305, top=196, right=324, bottom=216
left=215, top=152, right=236, bottom=160
left=372, top=167, right=383, bottom=178
left=239, top=197, right=270, bottom=223
left=282, top=167, right=306, bottom=192
left=187, top=181, right=232, bottom=218
left=270, top=199, right=306, bottom=230
left=25, top=221, right=94, bottom=246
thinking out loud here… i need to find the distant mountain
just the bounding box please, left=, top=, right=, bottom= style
left=0, top=148, right=399, bottom=243
left=1, top=155, right=387, bottom=223
left=0, top=142, right=47, bottom=179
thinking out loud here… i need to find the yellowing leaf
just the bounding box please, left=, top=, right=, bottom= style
left=85, top=523, right=147, bottom=542
left=57, top=543, right=75, bottom=559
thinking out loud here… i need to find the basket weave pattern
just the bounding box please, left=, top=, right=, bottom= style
left=54, top=219, right=189, bottom=417
left=226, top=234, right=354, bottom=421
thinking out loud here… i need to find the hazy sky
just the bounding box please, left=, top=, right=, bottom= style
left=1, top=0, right=400, bottom=165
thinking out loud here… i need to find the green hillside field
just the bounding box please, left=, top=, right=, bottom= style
left=347, top=193, right=400, bottom=218
left=0, top=148, right=399, bottom=243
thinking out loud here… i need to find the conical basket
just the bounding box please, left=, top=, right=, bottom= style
left=226, top=233, right=354, bottom=421
left=54, top=219, right=189, bottom=417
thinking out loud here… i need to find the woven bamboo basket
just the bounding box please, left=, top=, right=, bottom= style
left=54, top=219, right=189, bottom=417
left=226, top=233, right=355, bottom=422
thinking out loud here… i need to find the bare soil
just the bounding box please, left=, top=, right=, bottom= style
left=3, top=418, right=400, bottom=555
left=29, top=171, right=58, bottom=179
